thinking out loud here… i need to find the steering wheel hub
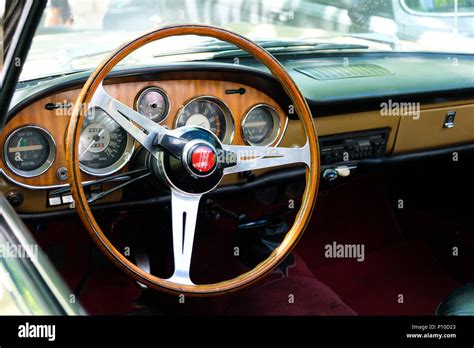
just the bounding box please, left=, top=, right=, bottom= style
left=147, top=127, right=225, bottom=195
left=186, top=143, right=217, bottom=176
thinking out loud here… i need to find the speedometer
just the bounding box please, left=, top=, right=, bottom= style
left=79, top=108, right=134, bottom=176
left=176, top=97, right=234, bottom=143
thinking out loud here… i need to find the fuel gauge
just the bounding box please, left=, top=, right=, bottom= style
left=242, top=104, right=281, bottom=146
left=4, top=126, right=56, bottom=177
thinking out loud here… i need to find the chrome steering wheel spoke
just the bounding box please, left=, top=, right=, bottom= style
left=166, top=190, right=202, bottom=286
left=89, top=84, right=168, bottom=161
left=221, top=142, right=310, bottom=175
left=90, top=84, right=191, bottom=160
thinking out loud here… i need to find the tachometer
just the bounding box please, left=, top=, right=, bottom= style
left=4, top=126, right=56, bottom=177
left=135, top=87, right=170, bottom=123
left=176, top=97, right=234, bottom=143
left=242, top=104, right=281, bottom=146
left=79, top=108, right=134, bottom=176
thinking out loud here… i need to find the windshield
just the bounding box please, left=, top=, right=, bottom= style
left=20, top=0, right=474, bottom=81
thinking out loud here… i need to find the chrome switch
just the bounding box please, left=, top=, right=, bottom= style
left=444, top=111, right=456, bottom=128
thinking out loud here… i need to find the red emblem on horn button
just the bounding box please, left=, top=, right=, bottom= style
left=190, top=145, right=216, bottom=174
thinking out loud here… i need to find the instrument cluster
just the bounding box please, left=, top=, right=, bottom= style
left=2, top=86, right=286, bottom=178
left=134, top=87, right=284, bottom=147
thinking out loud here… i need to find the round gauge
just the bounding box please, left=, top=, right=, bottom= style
left=135, top=87, right=170, bottom=123
left=242, top=105, right=281, bottom=146
left=176, top=97, right=234, bottom=143
left=4, top=126, right=56, bottom=177
left=79, top=108, right=134, bottom=176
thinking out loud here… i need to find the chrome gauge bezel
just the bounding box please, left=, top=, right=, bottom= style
left=135, top=86, right=171, bottom=123
left=175, top=96, right=235, bottom=144
left=3, top=126, right=56, bottom=178
left=241, top=104, right=282, bottom=146
left=79, top=108, right=135, bottom=177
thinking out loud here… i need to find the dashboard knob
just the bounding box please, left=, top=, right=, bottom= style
left=322, top=168, right=338, bottom=181
left=335, top=166, right=351, bottom=177
left=6, top=191, right=24, bottom=208
left=56, top=167, right=68, bottom=181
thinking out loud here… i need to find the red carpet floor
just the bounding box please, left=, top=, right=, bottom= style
left=32, top=219, right=141, bottom=315
left=297, top=176, right=461, bottom=315
left=152, top=253, right=356, bottom=316
left=312, top=241, right=459, bottom=315
left=32, top=175, right=462, bottom=315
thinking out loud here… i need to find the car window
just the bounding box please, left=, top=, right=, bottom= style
left=314, top=0, right=394, bottom=18
left=19, top=0, right=474, bottom=81
left=403, top=0, right=474, bottom=13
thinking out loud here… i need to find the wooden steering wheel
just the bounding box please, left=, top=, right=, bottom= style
left=66, top=25, right=320, bottom=295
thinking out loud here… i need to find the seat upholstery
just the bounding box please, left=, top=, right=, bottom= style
left=436, top=283, right=474, bottom=316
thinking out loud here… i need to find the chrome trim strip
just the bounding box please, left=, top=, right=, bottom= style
left=0, top=169, right=127, bottom=191
left=0, top=168, right=68, bottom=190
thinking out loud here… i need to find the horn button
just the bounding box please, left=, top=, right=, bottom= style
left=187, top=144, right=217, bottom=176
left=150, top=127, right=226, bottom=195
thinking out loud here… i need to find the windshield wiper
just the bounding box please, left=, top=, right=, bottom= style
left=214, top=42, right=369, bottom=58
left=339, top=33, right=400, bottom=50
left=151, top=39, right=369, bottom=59
left=262, top=39, right=368, bottom=50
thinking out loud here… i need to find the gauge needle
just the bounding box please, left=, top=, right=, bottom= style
left=79, top=129, right=104, bottom=159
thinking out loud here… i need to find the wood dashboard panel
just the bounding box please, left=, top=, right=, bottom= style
left=105, top=79, right=287, bottom=145
left=2, top=73, right=474, bottom=215
left=1, top=89, right=81, bottom=188
left=0, top=79, right=287, bottom=188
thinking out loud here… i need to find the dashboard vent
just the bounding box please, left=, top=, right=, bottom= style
left=295, top=64, right=393, bottom=80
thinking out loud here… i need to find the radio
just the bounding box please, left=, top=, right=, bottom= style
left=319, top=128, right=389, bottom=165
